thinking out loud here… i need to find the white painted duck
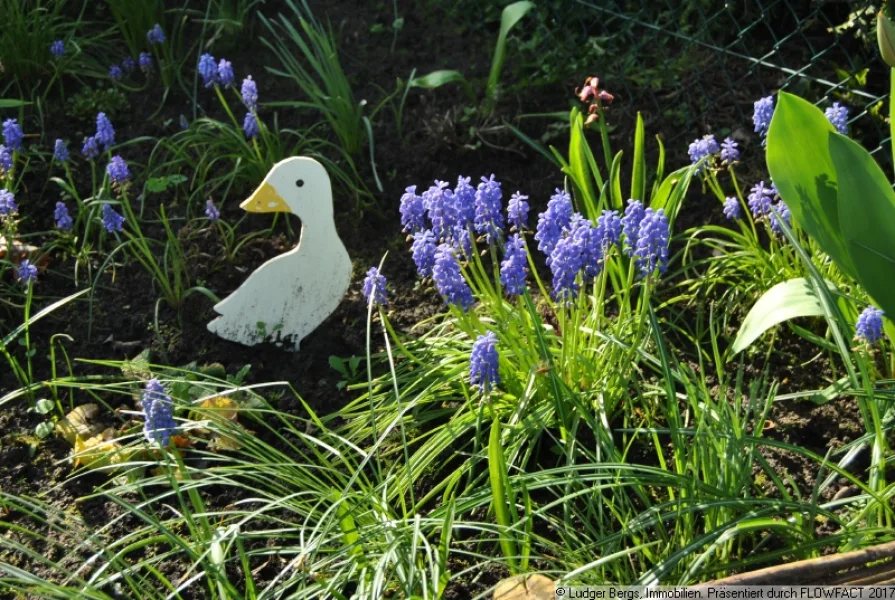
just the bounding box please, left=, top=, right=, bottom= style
left=207, top=157, right=351, bottom=350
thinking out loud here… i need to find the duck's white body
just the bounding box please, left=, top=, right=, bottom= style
left=207, top=157, right=351, bottom=351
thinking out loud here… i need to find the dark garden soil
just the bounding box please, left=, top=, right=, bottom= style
left=0, top=0, right=888, bottom=597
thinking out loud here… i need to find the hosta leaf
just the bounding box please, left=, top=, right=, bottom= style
left=829, top=132, right=895, bottom=319
left=732, top=278, right=834, bottom=354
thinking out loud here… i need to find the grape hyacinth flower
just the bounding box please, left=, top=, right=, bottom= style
left=572, top=218, right=605, bottom=281
left=633, top=208, right=670, bottom=277
left=101, top=204, right=125, bottom=232
left=121, top=56, right=136, bottom=73
left=500, top=234, right=528, bottom=295
left=549, top=233, right=584, bottom=301
left=432, top=243, right=474, bottom=310
left=769, top=201, right=791, bottom=236
left=139, top=52, right=153, bottom=73
left=856, top=306, right=884, bottom=344
left=142, top=379, right=176, bottom=446
left=507, top=191, right=529, bottom=230
left=452, top=176, right=476, bottom=229
left=825, top=102, right=849, bottom=135
left=0, top=146, right=12, bottom=174
left=621, top=199, right=645, bottom=255
left=198, top=53, right=219, bottom=87
left=3, top=119, right=24, bottom=152
left=95, top=112, right=115, bottom=149
left=721, top=137, right=740, bottom=163
left=106, top=155, right=130, bottom=185
left=747, top=181, right=776, bottom=217
left=362, top=267, right=388, bottom=307
left=470, top=331, right=500, bottom=393
left=474, top=174, right=504, bottom=237
left=688, top=135, right=720, bottom=172
left=241, top=76, right=258, bottom=110
left=205, top=199, right=220, bottom=222
left=218, top=59, right=235, bottom=87
left=50, top=40, right=65, bottom=57
left=17, top=260, right=38, bottom=285
left=109, top=64, right=124, bottom=80
left=54, top=202, right=73, bottom=231
left=147, top=24, right=166, bottom=45
left=53, top=139, right=69, bottom=163
left=0, top=189, right=17, bottom=215
left=451, top=225, right=472, bottom=256
left=535, top=188, right=573, bottom=257
left=753, top=95, right=775, bottom=145
left=723, top=197, right=741, bottom=220
left=399, top=185, right=425, bottom=233
left=82, top=136, right=100, bottom=160
left=596, top=209, right=622, bottom=250
left=423, top=180, right=454, bottom=239
left=411, top=229, right=436, bottom=277
left=243, top=112, right=259, bottom=139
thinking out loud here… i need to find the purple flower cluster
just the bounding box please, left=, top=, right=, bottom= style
left=109, top=64, right=124, bottom=80
left=17, top=260, right=38, bottom=285
left=121, top=57, right=136, bottom=73
left=218, top=59, right=235, bottom=87
left=550, top=228, right=585, bottom=301
left=753, top=95, right=775, bottom=145
left=634, top=208, right=670, bottom=277
left=747, top=181, right=777, bottom=217
left=139, top=52, right=153, bottom=73
left=243, top=113, right=259, bottom=139
left=3, top=119, right=24, bottom=152
left=95, top=112, right=116, bottom=149
left=198, top=53, right=219, bottom=87
left=142, top=379, right=176, bottom=446
left=50, top=40, right=65, bottom=58
left=362, top=267, right=388, bottom=307
left=432, top=243, right=474, bottom=311
left=82, top=136, right=100, bottom=159
left=53, top=139, right=69, bottom=163
left=147, top=24, right=166, bottom=45
left=720, top=137, right=740, bottom=163
left=499, top=234, right=528, bottom=295
left=688, top=134, right=720, bottom=170
left=423, top=180, right=453, bottom=239
left=769, top=201, right=791, bottom=236
left=0, top=189, right=17, bottom=215
left=411, top=229, right=436, bottom=277
left=723, top=197, right=741, bottom=220
left=474, top=174, right=504, bottom=237
left=241, top=76, right=258, bottom=110
left=535, top=189, right=573, bottom=258
left=452, top=176, right=476, bottom=228
left=621, top=199, right=645, bottom=256
left=0, top=146, right=11, bottom=173
left=507, top=192, right=529, bottom=230
left=205, top=199, right=220, bottom=222
left=106, top=155, right=130, bottom=185
left=856, top=306, right=884, bottom=344
left=54, top=202, right=73, bottom=231
left=825, top=102, right=849, bottom=135
left=400, top=186, right=426, bottom=233
left=101, top=204, right=125, bottom=232
left=469, top=331, right=500, bottom=393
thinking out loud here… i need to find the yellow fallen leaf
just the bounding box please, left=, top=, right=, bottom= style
left=493, top=575, right=555, bottom=600
left=73, top=428, right=140, bottom=472
left=57, top=404, right=102, bottom=446
left=195, top=396, right=239, bottom=422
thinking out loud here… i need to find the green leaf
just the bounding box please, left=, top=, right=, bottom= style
left=766, top=93, right=856, bottom=279
left=35, top=421, right=55, bottom=439
left=631, top=112, right=646, bottom=201
left=488, top=419, right=519, bottom=574
left=830, top=132, right=895, bottom=318
left=145, top=174, right=188, bottom=193
left=732, top=278, right=833, bottom=354
left=410, top=70, right=474, bottom=101
left=0, top=99, right=31, bottom=108
left=328, top=355, right=348, bottom=376
left=34, top=399, right=55, bottom=415
left=567, top=111, right=597, bottom=215
left=485, top=1, right=535, bottom=113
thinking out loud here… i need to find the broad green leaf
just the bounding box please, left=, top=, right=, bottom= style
left=485, top=1, right=535, bottom=113
left=631, top=113, right=646, bottom=201
left=610, top=150, right=623, bottom=210
left=0, top=99, right=30, bottom=108
left=489, top=419, right=519, bottom=573
left=732, top=278, right=832, bottom=354
left=830, top=133, right=895, bottom=318
left=145, top=174, right=188, bottom=193
left=410, top=70, right=475, bottom=101
left=766, top=93, right=856, bottom=278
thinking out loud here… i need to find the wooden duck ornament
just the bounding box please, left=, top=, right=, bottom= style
left=207, top=157, right=351, bottom=351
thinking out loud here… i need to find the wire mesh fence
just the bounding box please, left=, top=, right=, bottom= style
left=566, top=0, right=889, bottom=165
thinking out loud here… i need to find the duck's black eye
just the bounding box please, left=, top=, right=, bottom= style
left=295, top=179, right=304, bottom=188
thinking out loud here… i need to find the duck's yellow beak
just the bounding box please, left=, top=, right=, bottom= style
left=240, top=183, right=290, bottom=213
